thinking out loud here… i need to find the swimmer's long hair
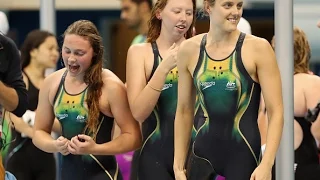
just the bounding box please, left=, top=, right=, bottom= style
left=147, top=0, right=196, bottom=43
left=293, top=27, right=311, bottom=74
left=272, top=27, right=311, bottom=74
left=63, top=20, right=104, bottom=138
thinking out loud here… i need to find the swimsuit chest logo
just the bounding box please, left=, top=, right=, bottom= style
left=225, top=81, right=237, bottom=91
left=201, top=81, right=216, bottom=90
left=76, top=115, right=86, bottom=123
left=57, top=113, right=68, bottom=120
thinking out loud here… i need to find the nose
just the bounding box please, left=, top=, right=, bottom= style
left=68, top=54, right=76, bottom=62
left=120, top=11, right=126, bottom=20
left=231, top=6, right=240, bottom=16
left=180, top=13, right=187, bottom=22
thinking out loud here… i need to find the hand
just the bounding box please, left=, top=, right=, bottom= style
left=68, top=134, right=96, bottom=155
left=55, top=136, right=70, bottom=156
left=174, top=169, right=187, bottom=180
left=250, top=163, right=272, bottom=180
left=160, top=43, right=179, bottom=73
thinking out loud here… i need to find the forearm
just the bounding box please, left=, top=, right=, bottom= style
left=262, top=113, right=283, bottom=167
left=52, top=118, right=62, bottom=135
left=311, top=116, right=320, bottom=142
left=131, top=66, right=169, bottom=122
left=174, top=110, right=194, bottom=171
left=33, top=130, right=57, bottom=153
left=0, top=81, right=18, bottom=112
left=12, top=117, right=34, bottom=138
left=92, top=132, right=141, bottom=155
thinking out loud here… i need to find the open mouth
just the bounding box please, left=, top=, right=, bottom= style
left=176, top=25, right=187, bottom=30
left=68, top=65, right=80, bottom=73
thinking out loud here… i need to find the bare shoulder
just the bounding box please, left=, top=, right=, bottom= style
left=179, top=33, right=205, bottom=55
left=43, top=68, right=67, bottom=104
left=295, top=73, right=320, bottom=87
left=101, top=69, right=126, bottom=92
left=128, top=42, right=151, bottom=55
left=44, top=68, right=67, bottom=85
left=243, top=34, right=274, bottom=65
left=244, top=34, right=272, bottom=52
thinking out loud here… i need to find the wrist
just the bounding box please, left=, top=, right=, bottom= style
left=260, top=158, right=274, bottom=169
left=173, top=160, right=185, bottom=172
left=158, top=64, right=170, bottom=75
left=91, top=143, right=103, bottom=155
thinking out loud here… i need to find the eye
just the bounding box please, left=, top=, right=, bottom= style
left=224, top=3, right=233, bottom=8
left=237, top=3, right=243, bottom=9
left=186, top=12, right=193, bottom=16
left=64, top=49, right=71, bottom=54
left=173, top=10, right=180, bottom=14
left=75, top=52, right=84, bottom=56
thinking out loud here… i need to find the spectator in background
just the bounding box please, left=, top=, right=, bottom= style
left=120, top=0, right=153, bottom=44
left=0, top=11, right=28, bottom=180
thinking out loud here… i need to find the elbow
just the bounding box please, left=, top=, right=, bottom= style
left=133, top=136, right=142, bottom=151
left=131, top=108, right=148, bottom=123
left=311, top=124, right=320, bottom=142
left=32, top=131, right=39, bottom=147
left=132, top=131, right=142, bottom=150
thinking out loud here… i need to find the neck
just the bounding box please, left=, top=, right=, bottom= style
left=157, top=30, right=185, bottom=48
left=24, top=61, right=46, bottom=79
left=207, top=25, right=240, bottom=45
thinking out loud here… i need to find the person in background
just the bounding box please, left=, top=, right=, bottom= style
left=120, top=0, right=153, bottom=44
left=4, top=29, right=60, bottom=180
left=0, top=11, right=28, bottom=180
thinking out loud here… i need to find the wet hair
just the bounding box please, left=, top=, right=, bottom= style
left=20, top=30, right=55, bottom=69
left=272, top=27, right=311, bottom=74
left=147, top=0, right=197, bottom=42
left=200, top=0, right=216, bottom=16
left=63, top=20, right=104, bottom=137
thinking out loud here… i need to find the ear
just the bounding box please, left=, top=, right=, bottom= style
left=156, top=10, right=162, bottom=20
left=30, top=48, right=38, bottom=58
left=204, top=0, right=212, bottom=14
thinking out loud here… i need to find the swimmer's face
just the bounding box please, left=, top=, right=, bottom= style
left=120, top=0, right=142, bottom=30
left=206, top=0, right=244, bottom=32
left=62, top=34, right=93, bottom=77
left=158, top=0, right=194, bottom=37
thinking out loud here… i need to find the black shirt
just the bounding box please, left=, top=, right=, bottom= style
left=0, top=34, right=28, bottom=117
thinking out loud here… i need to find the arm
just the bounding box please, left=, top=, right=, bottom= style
left=305, top=77, right=320, bottom=142
left=32, top=76, right=58, bottom=153
left=6, top=111, right=34, bottom=138
left=92, top=79, right=142, bottom=155
left=255, top=39, right=284, bottom=168
left=6, top=74, right=33, bottom=138
left=0, top=36, right=28, bottom=116
left=126, top=44, right=175, bottom=122
left=173, top=41, right=196, bottom=172
left=257, top=94, right=268, bottom=146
